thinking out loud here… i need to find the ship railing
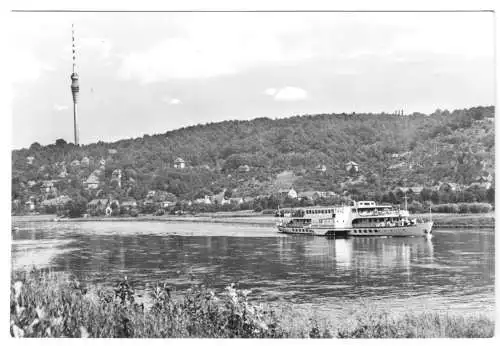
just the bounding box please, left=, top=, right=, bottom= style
left=356, top=209, right=402, bottom=216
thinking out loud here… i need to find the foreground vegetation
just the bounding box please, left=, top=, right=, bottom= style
left=10, top=269, right=494, bottom=338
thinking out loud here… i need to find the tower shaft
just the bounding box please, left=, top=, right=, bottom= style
left=73, top=103, right=79, bottom=146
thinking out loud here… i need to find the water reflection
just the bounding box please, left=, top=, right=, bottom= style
left=11, top=220, right=494, bottom=315
left=277, top=235, right=434, bottom=274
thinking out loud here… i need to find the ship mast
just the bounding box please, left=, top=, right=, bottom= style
left=70, top=24, right=80, bottom=146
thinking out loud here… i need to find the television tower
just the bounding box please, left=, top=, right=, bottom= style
left=70, top=24, right=80, bottom=146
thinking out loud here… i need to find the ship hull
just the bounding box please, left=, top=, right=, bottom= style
left=277, top=222, right=433, bottom=237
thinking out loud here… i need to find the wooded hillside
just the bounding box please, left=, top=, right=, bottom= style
left=11, top=106, right=495, bottom=208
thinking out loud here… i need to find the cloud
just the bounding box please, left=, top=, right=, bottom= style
left=162, top=96, right=182, bottom=105
left=266, top=87, right=308, bottom=101
left=264, top=88, right=277, bottom=96
left=10, top=44, right=54, bottom=84
left=53, top=104, right=69, bottom=111
left=117, top=15, right=314, bottom=83
left=168, top=98, right=182, bottom=105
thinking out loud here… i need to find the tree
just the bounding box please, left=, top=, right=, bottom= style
left=55, top=138, right=67, bottom=147
left=29, top=142, right=41, bottom=151
left=419, top=188, right=433, bottom=201
left=430, top=191, right=440, bottom=204
left=486, top=187, right=495, bottom=204
left=65, top=196, right=88, bottom=218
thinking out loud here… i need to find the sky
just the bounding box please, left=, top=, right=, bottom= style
left=9, top=11, right=495, bottom=149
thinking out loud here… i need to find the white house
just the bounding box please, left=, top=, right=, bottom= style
left=174, top=158, right=186, bottom=169
left=286, top=188, right=298, bottom=199
left=84, top=171, right=101, bottom=190
left=315, top=164, right=327, bottom=173
left=238, top=165, right=250, bottom=173
left=111, top=169, right=122, bottom=188
left=345, top=161, right=359, bottom=173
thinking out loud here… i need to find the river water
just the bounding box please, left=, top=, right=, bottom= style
left=11, top=219, right=495, bottom=318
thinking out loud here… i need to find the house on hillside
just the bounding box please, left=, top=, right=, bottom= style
left=212, top=191, right=230, bottom=205
left=58, top=166, right=68, bottom=178
left=315, top=164, right=327, bottom=174
left=471, top=174, right=493, bottom=189
left=40, top=180, right=58, bottom=195
left=174, top=158, right=186, bottom=169
left=121, top=199, right=137, bottom=211
left=81, top=157, right=90, bottom=166
left=41, top=195, right=71, bottom=211
left=345, top=161, right=359, bottom=173
left=437, top=182, right=460, bottom=192
left=243, top=196, right=255, bottom=204
left=194, top=195, right=212, bottom=205
left=111, top=169, right=122, bottom=188
left=158, top=201, right=173, bottom=208
left=108, top=149, right=118, bottom=155
left=99, top=159, right=106, bottom=167
left=399, top=186, right=424, bottom=195
left=388, top=162, right=407, bottom=170
left=26, top=156, right=34, bottom=165
left=278, top=188, right=298, bottom=199
left=25, top=200, right=36, bottom=211
left=298, top=191, right=318, bottom=201
left=469, top=181, right=492, bottom=190
left=475, top=173, right=493, bottom=183
left=70, top=159, right=80, bottom=167
left=87, top=199, right=109, bottom=215
left=391, top=151, right=410, bottom=159
left=230, top=197, right=244, bottom=205
left=238, top=164, right=250, bottom=173
left=105, top=200, right=120, bottom=216
left=299, top=190, right=337, bottom=201
left=84, top=171, right=101, bottom=190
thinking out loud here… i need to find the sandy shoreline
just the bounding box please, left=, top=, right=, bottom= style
left=12, top=211, right=495, bottom=228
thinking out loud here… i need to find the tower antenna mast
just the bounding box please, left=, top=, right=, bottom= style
left=70, top=24, right=80, bottom=146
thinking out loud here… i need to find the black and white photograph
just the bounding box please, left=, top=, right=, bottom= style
left=7, top=1, right=496, bottom=339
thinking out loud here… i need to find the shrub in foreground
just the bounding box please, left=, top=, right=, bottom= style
left=10, top=269, right=494, bottom=338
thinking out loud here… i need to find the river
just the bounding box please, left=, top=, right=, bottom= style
left=11, top=219, right=495, bottom=318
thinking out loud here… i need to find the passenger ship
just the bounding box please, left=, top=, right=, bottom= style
left=276, top=201, right=433, bottom=237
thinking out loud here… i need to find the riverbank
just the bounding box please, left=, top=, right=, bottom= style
left=13, top=211, right=495, bottom=228
left=10, top=269, right=494, bottom=338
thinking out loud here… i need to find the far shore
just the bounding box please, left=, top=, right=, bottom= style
left=12, top=210, right=495, bottom=228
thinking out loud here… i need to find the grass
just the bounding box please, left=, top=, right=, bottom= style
left=10, top=268, right=494, bottom=338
